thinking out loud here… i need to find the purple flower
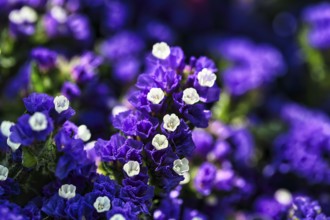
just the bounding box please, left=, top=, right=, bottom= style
left=106, top=198, right=139, bottom=220
left=5, top=62, right=31, bottom=98
left=274, top=104, right=330, bottom=184
left=31, top=47, right=57, bottom=71
left=61, top=81, right=81, bottom=100
left=113, top=110, right=158, bottom=138
left=254, top=196, right=286, bottom=219
left=113, top=57, right=141, bottom=83
left=218, top=38, right=285, bottom=95
left=120, top=169, right=154, bottom=214
left=71, top=52, right=103, bottom=83
left=192, top=129, right=214, bottom=158
left=67, top=14, right=93, bottom=46
left=43, top=6, right=69, bottom=38
left=0, top=200, right=25, bottom=220
left=153, top=190, right=182, bottom=220
left=100, top=32, right=144, bottom=61
left=101, top=1, right=128, bottom=32
left=303, top=2, right=330, bottom=49
left=145, top=144, right=184, bottom=193
left=23, top=93, right=75, bottom=124
left=288, top=196, right=329, bottom=219
left=9, top=112, right=54, bottom=146
left=194, top=162, right=217, bottom=196
left=8, top=6, right=38, bottom=38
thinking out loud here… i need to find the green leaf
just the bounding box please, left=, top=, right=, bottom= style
left=22, top=148, right=37, bottom=168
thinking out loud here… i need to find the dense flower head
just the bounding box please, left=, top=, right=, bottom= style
left=8, top=6, right=38, bottom=38
left=217, top=38, right=285, bottom=95
left=31, top=47, right=58, bottom=71
left=0, top=1, right=321, bottom=218
left=274, top=103, right=330, bottom=184
left=288, top=196, right=330, bottom=220
left=303, top=2, right=330, bottom=49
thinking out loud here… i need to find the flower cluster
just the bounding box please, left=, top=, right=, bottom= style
left=2, top=0, right=330, bottom=219
left=303, top=2, right=330, bottom=49
left=217, top=38, right=285, bottom=96
left=0, top=42, right=220, bottom=219
left=273, top=103, right=330, bottom=184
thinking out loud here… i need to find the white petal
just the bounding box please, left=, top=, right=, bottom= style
left=152, top=134, right=168, bottom=150
left=123, top=161, right=140, bottom=177
left=0, top=121, right=14, bottom=137
left=163, top=114, right=180, bottom=132
left=147, top=88, right=165, bottom=104
left=197, top=68, right=217, bottom=87
left=54, top=95, right=70, bottom=114
left=77, top=125, right=91, bottom=142
left=0, top=165, right=9, bottom=181
left=182, top=88, right=200, bottom=105
left=152, top=42, right=171, bottom=60
left=29, top=112, right=48, bottom=131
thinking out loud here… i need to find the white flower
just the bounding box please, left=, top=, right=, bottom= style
left=173, top=158, right=189, bottom=175
left=123, top=161, right=140, bottom=177
left=147, top=88, right=165, bottom=104
left=50, top=6, right=67, bottom=23
left=163, top=114, right=180, bottom=132
left=77, top=125, right=91, bottom=142
left=0, top=121, right=14, bottom=137
left=197, top=68, right=217, bottom=87
left=9, top=6, right=37, bottom=24
left=152, top=134, right=168, bottom=150
left=58, top=184, right=76, bottom=199
left=29, top=112, right=48, bottom=131
left=274, top=189, right=292, bottom=205
left=109, top=214, right=126, bottom=220
left=152, top=42, right=171, bottom=60
left=182, top=88, right=200, bottom=105
left=93, top=196, right=111, bottom=213
left=0, top=165, right=9, bottom=181
left=180, top=172, right=190, bottom=185
left=7, top=138, right=21, bottom=151
left=54, top=95, right=70, bottom=114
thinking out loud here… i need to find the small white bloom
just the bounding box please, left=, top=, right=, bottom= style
left=152, top=42, right=171, bottom=60
left=163, top=114, right=180, bottom=132
left=109, top=214, right=126, bottom=220
left=7, top=138, right=21, bottom=151
left=58, top=184, right=76, bottom=199
left=197, top=68, right=217, bottom=87
left=123, top=161, right=140, bottom=177
left=93, top=196, right=111, bottom=213
left=9, top=6, right=37, bottom=24
left=0, top=165, right=9, bottom=181
left=274, top=189, right=292, bottom=205
left=29, top=112, right=48, bottom=131
left=182, top=88, right=200, bottom=105
left=54, top=95, right=70, bottom=114
left=173, top=158, right=189, bottom=175
left=50, top=6, right=67, bottom=23
left=77, top=125, right=91, bottom=142
left=0, top=121, right=14, bottom=137
left=147, top=88, right=165, bottom=104
left=9, top=10, right=23, bottom=24
left=152, top=134, right=168, bottom=150
left=180, top=172, right=190, bottom=185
